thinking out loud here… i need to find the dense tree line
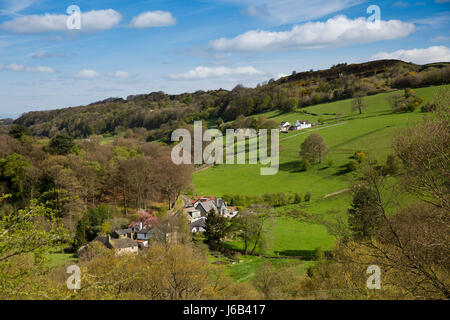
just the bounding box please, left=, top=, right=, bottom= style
left=0, top=130, right=193, bottom=233
left=12, top=60, right=450, bottom=141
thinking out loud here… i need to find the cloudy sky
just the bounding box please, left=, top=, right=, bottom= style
left=0, top=0, right=449, bottom=118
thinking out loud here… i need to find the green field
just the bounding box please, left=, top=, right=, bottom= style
left=226, top=255, right=316, bottom=283
left=194, top=85, right=447, bottom=273
left=194, top=86, right=446, bottom=197
left=48, top=252, right=77, bottom=268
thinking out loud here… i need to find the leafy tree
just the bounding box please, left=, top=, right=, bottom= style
left=205, top=209, right=228, bottom=247
left=46, top=134, right=77, bottom=155
left=231, top=206, right=274, bottom=255
left=0, top=153, right=31, bottom=199
left=215, top=117, right=224, bottom=127
left=0, top=196, right=68, bottom=298
left=73, top=217, right=87, bottom=250
left=348, top=186, right=383, bottom=240
left=384, top=154, right=402, bottom=175
left=300, top=133, right=328, bottom=164
left=282, top=98, right=298, bottom=113
left=151, top=153, right=194, bottom=210
left=8, top=124, right=31, bottom=139
left=99, top=221, right=111, bottom=236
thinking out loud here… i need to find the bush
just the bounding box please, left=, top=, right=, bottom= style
left=388, top=88, right=423, bottom=113
left=384, top=154, right=402, bottom=175
left=314, top=246, right=324, bottom=261
left=302, top=159, right=312, bottom=171
left=294, top=193, right=302, bottom=204
left=354, top=151, right=368, bottom=164
left=304, top=191, right=312, bottom=202
left=347, top=160, right=359, bottom=172
left=421, top=102, right=437, bottom=113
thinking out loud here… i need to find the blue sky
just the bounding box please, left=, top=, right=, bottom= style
left=0, top=0, right=449, bottom=118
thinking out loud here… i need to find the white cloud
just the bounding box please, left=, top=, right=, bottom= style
left=209, top=15, right=416, bottom=53
left=129, top=11, right=176, bottom=28
left=223, top=0, right=364, bottom=24
left=29, top=66, right=55, bottom=73
left=432, top=36, right=450, bottom=42
left=0, top=63, right=55, bottom=73
left=168, top=66, right=263, bottom=80
left=110, top=71, right=131, bottom=79
left=0, top=0, right=36, bottom=16
left=0, top=9, right=122, bottom=34
left=29, top=51, right=63, bottom=59
left=75, top=69, right=101, bottom=79
left=2, top=63, right=24, bottom=71
left=372, top=46, right=450, bottom=64
left=392, top=1, right=425, bottom=8
left=241, top=5, right=269, bottom=17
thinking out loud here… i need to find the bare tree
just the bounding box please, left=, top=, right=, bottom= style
left=351, top=95, right=366, bottom=114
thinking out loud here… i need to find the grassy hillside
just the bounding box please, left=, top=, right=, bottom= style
left=194, top=85, right=446, bottom=197
left=194, top=85, right=447, bottom=279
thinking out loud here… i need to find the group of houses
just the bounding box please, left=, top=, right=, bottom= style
left=80, top=197, right=238, bottom=255
left=279, top=120, right=312, bottom=133
left=85, top=214, right=166, bottom=256
left=184, top=196, right=238, bottom=233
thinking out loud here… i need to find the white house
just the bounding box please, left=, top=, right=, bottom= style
left=280, top=121, right=291, bottom=132
left=290, top=120, right=311, bottom=131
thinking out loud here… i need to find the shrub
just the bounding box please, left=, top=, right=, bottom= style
left=328, top=160, right=333, bottom=168
left=384, top=154, right=402, bottom=175
left=302, top=159, right=312, bottom=171
left=354, top=151, right=368, bottom=164
left=347, top=160, right=359, bottom=172
left=314, top=247, right=324, bottom=261
left=294, top=193, right=302, bottom=204
left=304, top=191, right=312, bottom=202
left=421, top=102, right=437, bottom=113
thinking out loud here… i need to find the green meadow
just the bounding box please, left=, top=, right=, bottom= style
left=194, top=85, right=446, bottom=197
left=194, top=85, right=447, bottom=280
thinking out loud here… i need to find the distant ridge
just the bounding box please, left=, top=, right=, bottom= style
left=14, top=59, right=450, bottom=139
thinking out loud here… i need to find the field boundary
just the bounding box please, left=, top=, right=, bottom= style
left=280, top=121, right=348, bottom=141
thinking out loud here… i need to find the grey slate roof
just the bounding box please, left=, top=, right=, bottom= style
left=198, top=200, right=219, bottom=214
left=108, top=237, right=138, bottom=249
left=115, top=228, right=132, bottom=236
left=190, top=218, right=206, bottom=229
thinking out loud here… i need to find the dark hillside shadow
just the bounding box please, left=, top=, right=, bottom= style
left=333, top=164, right=351, bottom=176
left=279, top=160, right=304, bottom=173
left=274, top=250, right=332, bottom=260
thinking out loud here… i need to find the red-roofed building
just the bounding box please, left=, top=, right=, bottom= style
left=193, top=196, right=216, bottom=207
